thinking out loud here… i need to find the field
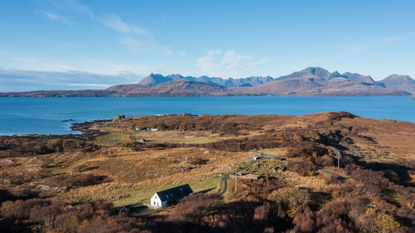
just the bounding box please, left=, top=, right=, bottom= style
left=1, top=112, right=414, bottom=232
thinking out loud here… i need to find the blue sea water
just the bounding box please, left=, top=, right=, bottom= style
left=0, top=96, right=414, bottom=135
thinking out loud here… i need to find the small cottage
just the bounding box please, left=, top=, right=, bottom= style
left=150, top=184, right=193, bottom=208
left=151, top=128, right=158, bottom=131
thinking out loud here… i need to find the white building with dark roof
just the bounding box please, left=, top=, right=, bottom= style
left=150, top=184, right=193, bottom=208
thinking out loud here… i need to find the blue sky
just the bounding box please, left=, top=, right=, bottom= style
left=1, top=0, right=415, bottom=91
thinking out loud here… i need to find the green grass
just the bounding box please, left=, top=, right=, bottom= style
left=257, top=148, right=286, bottom=157
left=49, top=167, right=67, bottom=174
left=72, top=155, right=96, bottom=166
left=234, top=157, right=254, bottom=170
left=92, top=130, right=132, bottom=145
left=113, top=175, right=221, bottom=207
left=183, top=138, right=221, bottom=144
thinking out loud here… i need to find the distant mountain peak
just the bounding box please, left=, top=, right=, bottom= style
left=139, top=73, right=275, bottom=87
left=2, top=66, right=414, bottom=97
left=378, top=74, right=415, bottom=94
left=139, top=73, right=173, bottom=86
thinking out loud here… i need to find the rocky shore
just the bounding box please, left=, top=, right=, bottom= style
left=69, top=119, right=112, bottom=140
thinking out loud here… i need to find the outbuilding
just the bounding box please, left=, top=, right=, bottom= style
left=150, top=184, right=193, bottom=208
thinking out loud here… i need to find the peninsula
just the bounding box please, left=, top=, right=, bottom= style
left=1, top=112, right=414, bottom=232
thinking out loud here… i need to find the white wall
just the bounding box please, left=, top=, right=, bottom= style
left=150, top=194, right=167, bottom=208
left=151, top=193, right=162, bottom=208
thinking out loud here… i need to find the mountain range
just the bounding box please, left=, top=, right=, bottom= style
left=139, top=73, right=273, bottom=88
left=1, top=67, right=414, bottom=97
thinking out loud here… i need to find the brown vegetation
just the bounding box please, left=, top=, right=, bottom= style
left=1, top=112, right=415, bottom=232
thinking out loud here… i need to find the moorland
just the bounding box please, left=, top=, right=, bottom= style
left=0, top=112, right=415, bottom=232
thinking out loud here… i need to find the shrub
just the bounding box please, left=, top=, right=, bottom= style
left=373, top=214, right=400, bottom=233
left=74, top=164, right=88, bottom=173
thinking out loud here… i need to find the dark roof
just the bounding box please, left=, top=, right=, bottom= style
left=156, top=184, right=193, bottom=202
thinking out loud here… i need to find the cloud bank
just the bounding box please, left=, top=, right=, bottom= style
left=0, top=69, right=144, bottom=92
left=42, top=11, right=75, bottom=25
left=197, top=50, right=269, bottom=77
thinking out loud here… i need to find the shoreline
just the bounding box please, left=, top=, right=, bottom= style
left=2, top=119, right=112, bottom=141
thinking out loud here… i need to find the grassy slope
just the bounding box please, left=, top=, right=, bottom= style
left=2, top=112, right=415, bottom=211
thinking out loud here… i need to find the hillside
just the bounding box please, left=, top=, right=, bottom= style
left=139, top=73, right=174, bottom=87
left=1, top=112, right=415, bottom=232
left=233, top=81, right=409, bottom=96
left=139, top=73, right=273, bottom=87
left=0, top=81, right=247, bottom=97
left=230, top=67, right=410, bottom=96
left=110, top=80, right=246, bottom=97
left=378, top=74, right=415, bottom=95
left=0, top=89, right=114, bottom=97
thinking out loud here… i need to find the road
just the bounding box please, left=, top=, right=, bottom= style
left=218, top=152, right=346, bottom=195
left=218, top=157, right=269, bottom=195
left=317, top=167, right=346, bottom=183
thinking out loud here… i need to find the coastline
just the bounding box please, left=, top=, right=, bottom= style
left=4, top=119, right=111, bottom=141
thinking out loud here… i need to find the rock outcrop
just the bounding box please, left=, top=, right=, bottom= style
left=113, top=115, right=126, bottom=122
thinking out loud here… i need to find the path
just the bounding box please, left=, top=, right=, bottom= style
left=218, top=157, right=268, bottom=195
left=218, top=152, right=346, bottom=195
left=259, top=152, right=346, bottom=183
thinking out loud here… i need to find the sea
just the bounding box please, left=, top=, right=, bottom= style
left=0, top=96, right=414, bottom=136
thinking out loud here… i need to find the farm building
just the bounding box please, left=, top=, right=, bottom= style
left=150, top=184, right=193, bottom=208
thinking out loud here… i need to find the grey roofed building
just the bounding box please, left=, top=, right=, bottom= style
left=150, top=184, right=193, bottom=208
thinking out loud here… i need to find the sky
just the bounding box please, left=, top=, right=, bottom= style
left=1, top=0, right=415, bottom=91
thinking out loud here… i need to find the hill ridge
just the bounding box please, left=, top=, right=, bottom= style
left=1, top=67, right=414, bottom=97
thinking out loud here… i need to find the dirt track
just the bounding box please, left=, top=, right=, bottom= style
left=218, top=153, right=346, bottom=195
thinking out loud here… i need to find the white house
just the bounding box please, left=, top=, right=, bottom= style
left=150, top=184, right=193, bottom=208
left=151, top=128, right=158, bottom=131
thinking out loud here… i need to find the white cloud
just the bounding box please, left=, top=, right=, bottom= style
left=196, top=50, right=269, bottom=77
left=47, top=0, right=93, bottom=17
left=166, top=50, right=172, bottom=55
left=42, top=11, right=75, bottom=26
left=0, top=68, right=144, bottom=92
left=0, top=50, right=155, bottom=76
left=381, top=36, right=400, bottom=42
left=100, top=14, right=150, bottom=37
left=247, top=58, right=270, bottom=67
left=221, top=50, right=250, bottom=71
left=99, top=14, right=155, bottom=53
left=208, top=50, right=222, bottom=55
left=178, top=51, right=185, bottom=56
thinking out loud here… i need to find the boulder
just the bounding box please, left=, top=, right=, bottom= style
left=0, top=159, right=14, bottom=164
left=113, top=115, right=126, bottom=122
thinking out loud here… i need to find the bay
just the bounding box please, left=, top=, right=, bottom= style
left=0, top=96, right=414, bottom=135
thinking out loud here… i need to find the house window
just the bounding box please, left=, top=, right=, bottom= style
left=166, top=195, right=169, bottom=198
left=153, top=202, right=155, bottom=205
left=170, top=194, right=173, bottom=197
left=155, top=196, right=157, bottom=199
left=180, top=188, right=183, bottom=191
